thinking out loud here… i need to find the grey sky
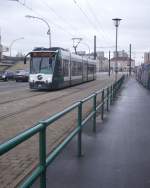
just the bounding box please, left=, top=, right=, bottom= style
left=0, top=0, right=150, bottom=64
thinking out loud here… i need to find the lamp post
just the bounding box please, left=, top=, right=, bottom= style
left=112, top=18, right=122, bottom=80
left=9, top=37, right=24, bottom=56
left=25, top=15, right=51, bottom=48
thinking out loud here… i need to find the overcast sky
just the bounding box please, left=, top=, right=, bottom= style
left=0, top=0, right=150, bottom=64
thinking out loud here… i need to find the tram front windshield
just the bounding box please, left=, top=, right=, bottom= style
left=30, top=56, right=55, bottom=74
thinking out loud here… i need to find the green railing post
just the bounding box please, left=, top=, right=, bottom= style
left=101, top=89, right=104, bottom=120
left=39, top=125, right=46, bottom=188
left=93, top=93, right=97, bottom=132
left=113, top=83, right=115, bottom=99
left=112, top=84, right=114, bottom=99
left=110, top=85, right=112, bottom=104
left=117, top=80, right=119, bottom=92
left=116, top=82, right=118, bottom=95
left=109, top=86, right=111, bottom=106
left=78, top=101, right=82, bottom=157
left=107, top=87, right=109, bottom=112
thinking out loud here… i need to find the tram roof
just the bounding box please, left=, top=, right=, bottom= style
left=31, top=47, right=96, bottom=63
left=33, top=47, right=69, bottom=52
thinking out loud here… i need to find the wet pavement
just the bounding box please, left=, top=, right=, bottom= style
left=33, top=78, right=150, bottom=188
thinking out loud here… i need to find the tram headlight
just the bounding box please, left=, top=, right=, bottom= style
left=29, top=77, right=34, bottom=82
left=47, top=78, right=51, bottom=83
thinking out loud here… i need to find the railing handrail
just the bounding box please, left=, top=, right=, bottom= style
left=0, top=75, right=125, bottom=188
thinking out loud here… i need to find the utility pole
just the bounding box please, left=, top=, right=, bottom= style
left=129, top=44, right=132, bottom=76
left=108, top=51, right=111, bottom=76
left=94, top=35, right=97, bottom=60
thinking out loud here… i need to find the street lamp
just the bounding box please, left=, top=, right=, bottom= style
left=25, top=15, right=51, bottom=48
left=9, top=37, right=24, bottom=56
left=112, top=18, right=122, bottom=80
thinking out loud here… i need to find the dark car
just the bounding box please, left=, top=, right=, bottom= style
left=0, top=71, right=15, bottom=81
left=15, top=69, right=29, bottom=82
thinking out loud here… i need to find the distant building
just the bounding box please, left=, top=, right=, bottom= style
left=96, top=52, right=109, bottom=72
left=111, top=57, right=135, bottom=72
left=76, top=51, right=86, bottom=56
left=144, top=52, right=150, bottom=64
left=111, top=50, right=135, bottom=72
left=84, top=51, right=109, bottom=72
left=97, top=51, right=104, bottom=58
left=113, top=50, right=128, bottom=58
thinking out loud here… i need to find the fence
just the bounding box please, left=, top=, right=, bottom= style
left=0, top=75, right=125, bottom=188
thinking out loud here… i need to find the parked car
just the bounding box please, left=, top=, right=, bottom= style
left=0, top=71, right=15, bottom=81
left=15, top=69, right=29, bottom=82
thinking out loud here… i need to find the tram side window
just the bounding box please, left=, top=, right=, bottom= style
left=63, top=59, right=69, bottom=76
left=83, top=61, right=87, bottom=75
left=72, top=61, right=82, bottom=76
left=88, top=64, right=94, bottom=74
left=72, top=61, right=76, bottom=76
left=78, top=61, right=82, bottom=75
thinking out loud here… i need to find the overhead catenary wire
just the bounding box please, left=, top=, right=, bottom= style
left=11, top=0, right=112, bottom=51
left=40, top=0, right=78, bottom=33
left=72, top=0, right=112, bottom=45
left=14, top=0, right=78, bottom=39
left=23, top=0, right=95, bottom=50
left=10, top=0, right=33, bottom=11
left=39, top=0, right=95, bottom=46
left=85, top=0, right=113, bottom=42
left=72, top=1, right=101, bottom=37
left=39, top=0, right=90, bottom=40
left=11, top=0, right=121, bottom=53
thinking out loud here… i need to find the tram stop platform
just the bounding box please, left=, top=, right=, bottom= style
left=33, top=77, right=150, bottom=188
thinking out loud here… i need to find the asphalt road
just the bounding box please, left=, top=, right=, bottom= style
left=0, top=72, right=123, bottom=92
left=0, top=80, right=28, bottom=92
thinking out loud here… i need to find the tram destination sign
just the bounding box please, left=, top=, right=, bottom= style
left=31, top=52, right=55, bottom=57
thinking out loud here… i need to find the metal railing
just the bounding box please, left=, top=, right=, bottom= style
left=0, top=75, right=125, bottom=188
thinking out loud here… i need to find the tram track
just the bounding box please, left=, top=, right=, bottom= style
left=0, top=90, right=76, bottom=121
left=0, top=92, right=48, bottom=105
left=0, top=79, right=112, bottom=121
left=0, top=82, right=93, bottom=105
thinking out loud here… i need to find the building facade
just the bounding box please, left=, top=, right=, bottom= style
left=144, top=52, right=150, bottom=64
left=110, top=50, right=135, bottom=71
left=111, top=57, right=135, bottom=71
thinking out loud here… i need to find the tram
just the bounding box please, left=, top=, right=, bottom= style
left=24, top=47, right=96, bottom=90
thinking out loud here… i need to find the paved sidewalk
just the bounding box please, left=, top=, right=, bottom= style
left=33, top=78, right=150, bottom=188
